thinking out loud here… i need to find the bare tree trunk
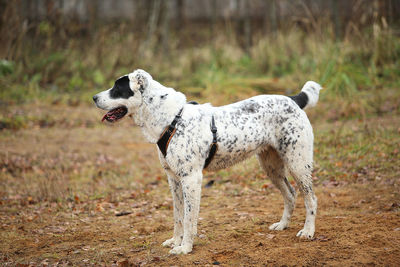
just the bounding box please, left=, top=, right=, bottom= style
left=270, top=0, right=277, bottom=34
left=147, top=0, right=161, bottom=41
left=234, top=0, right=240, bottom=40
left=210, top=0, right=217, bottom=41
left=331, top=0, right=341, bottom=40
left=387, top=0, right=393, bottom=25
left=87, top=0, right=99, bottom=33
left=142, top=0, right=161, bottom=53
left=161, top=0, right=172, bottom=55
left=175, top=0, right=184, bottom=31
left=45, top=0, right=54, bottom=19
left=33, top=0, right=40, bottom=22
left=243, top=0, right=251, bottom=54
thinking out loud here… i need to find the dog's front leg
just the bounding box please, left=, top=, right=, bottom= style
left=162, top=172, right=184, bottom=248
left=169, top=171, right=202, bottom=255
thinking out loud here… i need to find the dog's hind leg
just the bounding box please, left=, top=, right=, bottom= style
left=169, top=171, right=202, bottom=255
left=162, top=171, right=184, bottom=248
left=257, top=147, right=296, bottom=231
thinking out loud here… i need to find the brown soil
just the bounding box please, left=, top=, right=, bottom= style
left=2, top=182, right=399, bottom=266
left=0, top=105, right=399, bottom=266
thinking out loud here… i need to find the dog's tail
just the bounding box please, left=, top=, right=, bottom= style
left=289, top=81, right=322, bottom=110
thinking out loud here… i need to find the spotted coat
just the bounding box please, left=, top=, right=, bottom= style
left=93, top=69, right=322, bottom=255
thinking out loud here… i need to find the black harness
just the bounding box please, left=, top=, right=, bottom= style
left=204, top=116, right=218, bottom=169
left=157, top=108, right=183, bottom=157
left=157, top=103, right=218, bottom=169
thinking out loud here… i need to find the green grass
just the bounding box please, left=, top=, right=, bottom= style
left=1, top=23, right=399, bottom=108
left=314, top=116, right=400, bottom=182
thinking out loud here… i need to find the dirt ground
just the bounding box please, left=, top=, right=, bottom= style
left=0, top=104, right=399, bottom=266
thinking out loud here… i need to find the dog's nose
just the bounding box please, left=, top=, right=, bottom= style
left=93, top=95, right=99, bottom=103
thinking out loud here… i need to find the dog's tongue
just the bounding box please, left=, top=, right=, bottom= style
left=102, top=111, right=115, bottom=122
left=101, top=107, right=127, bottom=122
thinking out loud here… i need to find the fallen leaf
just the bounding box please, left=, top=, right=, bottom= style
left=316, top=235, right=330, bottom=242
left=96, top=203, right=105, bottom=212
left=335, top=161, right=343, bottom=167
left=27, top=196, right=35, bottom=204
left=266, top=234, right=275, bottom=239
left=117, top=259, right=130, bottom=267
left=151, top=256, right=160, bottom=262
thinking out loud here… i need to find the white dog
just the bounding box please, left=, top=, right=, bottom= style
left=93, top=69, right=322, bottom=254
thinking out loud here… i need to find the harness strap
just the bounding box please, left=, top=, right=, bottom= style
left=204, top=115, right=218, bottom=169
left=157, top=106, right=218, bottom=170
left=157, top=108, right=183, bottom=157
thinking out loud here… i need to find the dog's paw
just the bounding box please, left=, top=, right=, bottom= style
left=169, top=245, right=192, bottom=255
left=162, top=238, right=175, bottom=248
left=296, top=228, right=314, bottom=239
left=269, top=221, right=289, bottom=231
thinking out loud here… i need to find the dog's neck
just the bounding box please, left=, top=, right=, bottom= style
left=133, top=81, right=187, bottom=144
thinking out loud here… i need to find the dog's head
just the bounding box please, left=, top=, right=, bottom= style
left=93, top=69, right=152, bottom=122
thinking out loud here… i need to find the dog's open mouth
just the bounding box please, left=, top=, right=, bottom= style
left=101, top=106, right=128, bottom=122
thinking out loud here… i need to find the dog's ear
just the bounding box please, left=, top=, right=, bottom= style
left=128, top=69, right=152, bottom=94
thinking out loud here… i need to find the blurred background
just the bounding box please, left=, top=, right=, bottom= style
left=1, top=0, right=399, bottom=107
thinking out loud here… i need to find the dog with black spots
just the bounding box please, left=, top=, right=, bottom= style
left=93, top=69, right=322, bottom=254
